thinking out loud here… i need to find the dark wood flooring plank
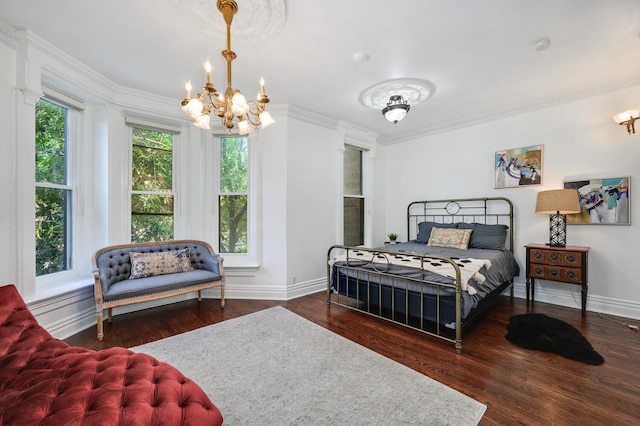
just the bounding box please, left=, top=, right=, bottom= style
left=64, top=293, right=640, bottom=425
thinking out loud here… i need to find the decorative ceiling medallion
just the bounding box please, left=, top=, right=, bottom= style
left=169, top=0, right=286, bottom=45
left=359, top=78, right=436, bottom=110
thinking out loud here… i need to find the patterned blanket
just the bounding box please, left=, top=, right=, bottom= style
left=330, top=250, right=492, bottom=295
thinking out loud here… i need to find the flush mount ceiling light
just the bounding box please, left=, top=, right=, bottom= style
left=382, top=95, right=410, bottom=124
left=612, top=109, right=639, bottom=135
left=359, top=78, right=435, bottom=124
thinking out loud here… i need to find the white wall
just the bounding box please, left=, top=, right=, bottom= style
left=0, top=26, right=355, bottom=337
left=286, top=116, right=339, bottom=293
left=0, top=29, right=17, bottom=293
left=380, top=86, right=640, bottom=319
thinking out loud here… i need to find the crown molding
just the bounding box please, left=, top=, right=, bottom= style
left=13, top=29, right=119, bottom=103
left=0, top=20, right=17, bottom=48
left=380, top=75, right=640, bottom=145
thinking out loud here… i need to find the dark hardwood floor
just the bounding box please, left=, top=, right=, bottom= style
left=65, top=292, right=640, bottom=425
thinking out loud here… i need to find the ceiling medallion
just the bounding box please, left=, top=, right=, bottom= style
left=169, top=0, right=286, bottom=44
left=359, top=78, right=436, bottom=110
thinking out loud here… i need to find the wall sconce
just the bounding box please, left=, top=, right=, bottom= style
left=535, top=189, right=581, bottom=247
left=612, top=110, right=638, bottom=135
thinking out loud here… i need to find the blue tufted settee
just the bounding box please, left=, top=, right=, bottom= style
left=92, top=240, right=224, bottom=340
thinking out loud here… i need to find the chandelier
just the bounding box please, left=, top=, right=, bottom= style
left=181, top=0, right=275, bottom=135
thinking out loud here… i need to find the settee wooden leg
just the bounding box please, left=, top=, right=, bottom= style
left=220, top=284, right=225, bottom=308
left=97, top=310, right=104, bottom=341
left=198, top=290, right=202, bottom=301
left=107, top=308, right=112, bottom=323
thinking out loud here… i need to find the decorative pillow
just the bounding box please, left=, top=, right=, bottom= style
left=457, top=223, right=509, bottom=250
left=416, top=222, right=457, bottom=243
left=129, top=249, right=193, bottom=279
left=427, top=227, right=473, bottom=250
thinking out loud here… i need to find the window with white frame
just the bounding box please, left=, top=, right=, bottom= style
left=35, top=98, right=74, bottom=276
left=218, top=136, right=249, bottom=253
left=343, top=145, right=365, bottom=246
left=130, top=127, right=175, bottom=242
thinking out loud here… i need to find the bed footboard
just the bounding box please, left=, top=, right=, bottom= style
left=327, top=245, right=465, bottom=354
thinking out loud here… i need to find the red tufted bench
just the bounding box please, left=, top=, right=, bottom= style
left=0, top=284, right=223, bottom=425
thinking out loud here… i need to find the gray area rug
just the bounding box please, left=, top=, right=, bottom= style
left=132, top=306, right=486, bottom=425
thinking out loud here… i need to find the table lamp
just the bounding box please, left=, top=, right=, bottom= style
left=535, top=189, right=581, bottom=247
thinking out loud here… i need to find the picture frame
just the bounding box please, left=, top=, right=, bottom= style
left=563, top=176, right=630, bottom=225
left=494, top=144, right=543, bottom=188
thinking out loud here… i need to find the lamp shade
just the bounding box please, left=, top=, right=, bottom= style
left=535, top=189, right=581, bottom=214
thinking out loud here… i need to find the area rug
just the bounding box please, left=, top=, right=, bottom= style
left=505, top=313, right=604, bottom=365
left=132, top=306, right=486, bottom=425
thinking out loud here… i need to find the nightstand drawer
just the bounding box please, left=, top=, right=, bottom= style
left=529, top=249, right=582, bottom=267
left=528, top=264, right=583, bottom=284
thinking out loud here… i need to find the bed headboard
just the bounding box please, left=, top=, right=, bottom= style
left=407, top=197, right=514, bottom=252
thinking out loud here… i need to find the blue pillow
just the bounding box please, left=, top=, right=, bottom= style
left=456, top=223, right=508, bottom=250
left=416, top=221, right=457, bottom=244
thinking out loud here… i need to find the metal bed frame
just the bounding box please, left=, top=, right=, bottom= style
left=327, top=197, right=515, bottom=354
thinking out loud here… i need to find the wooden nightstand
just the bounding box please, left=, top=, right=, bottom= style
left=525, top=243, right=590, bottom=316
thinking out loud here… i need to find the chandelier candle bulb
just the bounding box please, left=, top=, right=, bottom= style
left=185, top=81, right=192, bottom=99
left=205, top=60, right=212, bottom=84
left=260, top=78, right=266, bottom=96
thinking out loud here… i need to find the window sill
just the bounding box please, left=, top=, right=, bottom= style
left=223, top=264, right=260, bottom=277
left=34, top=272, right=94, bottom=302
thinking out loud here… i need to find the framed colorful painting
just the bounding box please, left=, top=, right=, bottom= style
left=494, top=144, right=543, bottom=188
left=563, top=177, right=630, bottom=225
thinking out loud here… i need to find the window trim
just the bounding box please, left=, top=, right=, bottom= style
left=338, top=133, right=375, bottom=248
left=343, top=145, right=365, bottom=246
left=128, top=125, right=177, bottom=243
left=34, top=89, right=86, bottom=292
left=213, top=134, right=259, bottom=268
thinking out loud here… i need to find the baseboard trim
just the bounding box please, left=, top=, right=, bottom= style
left=287, top=278, right=326, bottom=300
left=512, top=281, right=640, bottom=320
left=29, top=279, right=640, bottom=340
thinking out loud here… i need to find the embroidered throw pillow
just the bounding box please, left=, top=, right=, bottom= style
left=129, top=248, right=193, bottom=279
left=416, top=221, right=457, bottom=243
left=427, top=227, right=473, bottom=250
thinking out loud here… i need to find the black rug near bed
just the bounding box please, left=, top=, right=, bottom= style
left=505, top=313, right=604, bottom=365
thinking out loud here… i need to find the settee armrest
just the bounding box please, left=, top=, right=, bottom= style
left=201, top=252, right=224, bottom=275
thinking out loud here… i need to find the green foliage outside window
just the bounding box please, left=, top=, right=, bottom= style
left=219, top=137, right=248, bottom=253
left=35, top=99, right=70, bottom=276
left=131, top=128, right=174, bottom=243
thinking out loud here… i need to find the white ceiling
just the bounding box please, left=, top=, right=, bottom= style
left=2, top=0, right=640, bottom=142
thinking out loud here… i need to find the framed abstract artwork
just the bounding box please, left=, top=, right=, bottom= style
left=494, top=144, right=543, bottom=188
left=563, top=177, right=630, bottom=225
